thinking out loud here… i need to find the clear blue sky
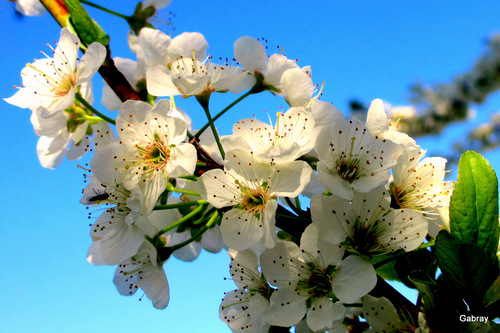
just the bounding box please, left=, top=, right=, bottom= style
left=1, top=1, right=499, bottom=332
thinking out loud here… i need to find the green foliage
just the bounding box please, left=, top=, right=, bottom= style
left=449, top=151, right=499, bottom=263
left=127, top=2, right=156, bottom=35
left=428, top=151, right=500, bottom=329
left=64, top=0, right=110, bottom=47
left=435, top=231, right=498, bottom=309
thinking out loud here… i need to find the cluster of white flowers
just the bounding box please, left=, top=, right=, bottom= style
left=5, top=3, right=456, bottom=331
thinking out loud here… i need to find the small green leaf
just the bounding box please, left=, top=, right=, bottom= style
left=408, top=271, right=437, bottom=312
left=65, top=0, right=110, bottom=47
left=435, top=231, right=498, bottom=309
left=450, top=151, right=499, bottom=261
left=483, top=275, right=500, bottom=307
left=375, top=260, right=399, bottom=281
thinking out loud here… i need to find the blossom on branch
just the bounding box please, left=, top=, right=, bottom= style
left=198, top=149, right=312, bottom=251
left=91, top=99, right=197, bottom=215
left=315, top=118, right=401, bottom=200
left=220, top=249, right=271, bottom=332
left=5, top=27, right=106, bottom=117
left=260, top=225, right=376, bottom=331
left=221, top=107, right=317, bottom=163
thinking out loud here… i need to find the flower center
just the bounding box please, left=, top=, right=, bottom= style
left=139, top=135, right=171, bottom=171
left=241, top=188, right=269, bottom=212
left=336, top=158, right=360, bottom=182
left=343, top=218, right=385, bottom=256
left=296, top=262, right=334, bottom=300
left=54, top=73, right=77, bottom=96
left=333, top=137, right=361, bottom=183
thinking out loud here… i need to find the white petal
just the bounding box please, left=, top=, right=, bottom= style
left=249, top=294, right=271, bottom=332
left=281, top=68, right=314, bottom=107
left=311, top=194, right=352, bottom=244
left=77, top=42, right=107, bottom=83
left=261, top=241, right=303, bottom=286
left=200, top=226, right=224, bottom=253
left=220, top=208, right=265, bottom=251
left=310, top=100, right=345, bottom=126
left=56, top=28, right=80, bottom=67
left=381, top=209, right=428, bottom=252
left=362, top=295, right=407, bottom=331
left=198, top=169, right=242, bottom=208
left=306, top=298, right=345, bottom=332
left=264, top=54, right=299, bottom=90
left=168, top=32, right=208, bottom=62
left=332, top=256, right=376, bottom=303
left=165, top=143, right=197, bottom=177
left=140, top=172, right=167, bottom=215
left=138, top=27, right=172, bottom=66
left=300, top=224, right=344, bottom=267
left=270, top=161, right=312, bottom=197
left=266, top=285, right=307, bottom=327
left=146, top=64, right=180, bottom=96
left=220, top=289, right=252, bottom=330
left=36, top=134, right=69, bottom=169
left=92, top=225, right=145, bottom=265
left=15, top=0, right=46, bottom=16
left=168, top=230, right=201, bottom=262
left=228, top=248, right=260, bottom=289
left=365, top=99, right=390, bottom=137
left=234, top=36, right=267, bottom=73
left=141, top=265, right=170, bottom=309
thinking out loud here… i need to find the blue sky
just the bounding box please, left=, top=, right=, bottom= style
left=1, top=1, right=500, bottom=332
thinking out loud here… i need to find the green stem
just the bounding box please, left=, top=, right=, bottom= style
left=80, top=0, right=129, bottom=19
left=276, top=213, right=308, bottom=221
left=194, top=90, right=252, bottom=138
left=193, top=207, right=217, bottom=225
left=285, top=197, right=303, bottom=216
left=75, top=93, right=116, bottom=125
left=164, top=211, right=219, bottom=252
left=166, top=182, right=201, bottom=196
left=373, top=240, right=435, bottom=269
left=197, top=97, right=225, bottom=160
left=154, top=200, right=208, bottom=210
left=156, top=203, right=207, bottom=236
left=179, top=175, right=199, bottom=181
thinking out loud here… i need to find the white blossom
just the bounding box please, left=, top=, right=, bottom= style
left=362, top=295, right=430, bottom=333
left=315, top=118, right=401, bottom=200
left=233, top=36, right=300, bottom=93
left=311, top=187, right=428, bottom=257
left=5, top=28, right=106, bottom=116
left=139, top=28, right=209, bottom=96
left=260, top=225, right=376, bottom=331
left=391, top=149, right=453, bottom=236
left=198, top=149, right=312, bottom=250
left=91, top=99, right=197, bottom=215
left=113, top=242, right=169, bottom=309
left=168, top=57, right=248, bottom=97
left=12, top=0, right=46, bottom=16
left=221, top=107, right=317, bottom=163
left=30, top=83, right=113, bottom=169
left=220, top=249, right=271, bottom=332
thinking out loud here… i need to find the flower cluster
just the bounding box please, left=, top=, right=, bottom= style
left=6, top=1, right=472, bottom=332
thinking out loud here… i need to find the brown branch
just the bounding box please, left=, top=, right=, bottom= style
left=98, top=47, right=142, bottom=102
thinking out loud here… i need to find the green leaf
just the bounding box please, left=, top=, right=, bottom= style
left=408, top=270, right=437, bottom=312
left=375, top=260, right=399, bottom=281
left=450, top=151, right=499, bottom=261
left=483, top=275, right=500, bottom=307
left=435, top=231, right=498, bottom=309
left=64, top=0, right=110, bottom=47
